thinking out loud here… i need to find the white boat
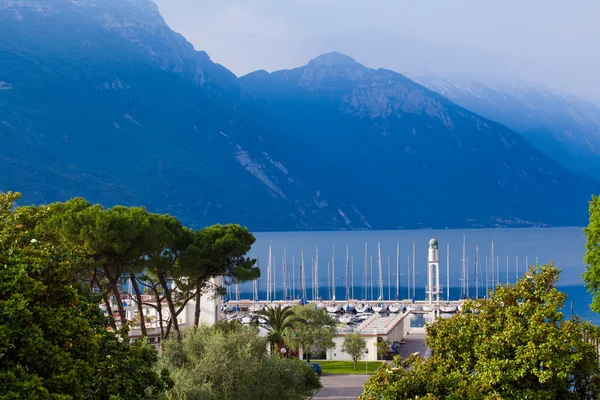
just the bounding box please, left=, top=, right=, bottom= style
left=344, top=302, right=356, bottom=313
left=241, top=316, right=252, bottom=324
left=440, top=304, right=458, bottom=313
left=316, top=301, right=327, bottom=310
left=258, top=317, right=267, bottom=324
left=406, top=304, right=422, bottom=312
left=372, top=303, right=387, bottom=313
left=248, top=302, right=263, bottom=312
left=388, top=303, right=403, bottom=313
left=355, top=303, right=371, bottom=313
left=422, top=304, right=435, bottom=312
left=339, top=314, right=353, bottom=324
left=357, top=312, right=372, bottom=321
left=327, top=303, right=341, bottom=313
left=222, top=304, right=234, bottom=313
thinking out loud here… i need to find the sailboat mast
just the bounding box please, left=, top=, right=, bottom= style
left=327, top=261, right=331, bottom=300
left=273, top=255, right=277, bottom=301
left=485, top=256, right=489, bottom=297
left=412, top=242, right=416, bottom=299
left=462, top=234, right=466, bottom=298
left=351, top=256, right=355, bottom=300
left=315, top=246, right=319, bottom=300
left=301, top=250, right=306, bottom=300
left=475, top=245, right=479, bottom=299
left=345, top=245, right=350, bottom=302
left=292, top=256, right=295, bottom=299
left=363, top=242, right=368, bottom=300
left=491, top=240, right=495, bottom=292
left=378, top=243, right=383, bottom=301
left=370, top=256, right=374, bottom=301
left=387, top=256, right=391, bottom=301
left=407, top=255, right=411, bottom=299
left=465, top=236, right=469, bottom=298
left=446, top=243, right=450, bottom=302
left=283, top=247, right=288, bottom=300
left=267, top=243, right=272, bottom=302
left=332, top=244, right=335, bottom=300
left=396, top=242, right=400, bottom=300
left=311, top=256, right=314, bottom=300
left=496, top=256, right=499, bottom=286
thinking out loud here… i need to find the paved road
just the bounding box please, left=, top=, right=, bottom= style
left=312, top=374, right=370, bottom=400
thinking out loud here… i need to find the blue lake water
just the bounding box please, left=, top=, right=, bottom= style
left=232, top=227, right=599, bottom=324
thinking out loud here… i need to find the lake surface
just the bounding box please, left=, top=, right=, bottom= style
left=234, top=227, right=599, bottom=324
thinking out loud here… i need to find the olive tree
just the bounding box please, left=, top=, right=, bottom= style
left=342, top=332, right=366, bottom=370
left=158, top=323, right=320, bottom=400
left=288, top=305, right=336, bottom=363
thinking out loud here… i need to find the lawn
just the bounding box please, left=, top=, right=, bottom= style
left=314, top=360, right=385, bottom=375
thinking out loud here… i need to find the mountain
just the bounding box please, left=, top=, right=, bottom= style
left=0, top=0, right=371, bottom=231
left=411, top=72, right=600, bottom=181
left=240, top=52, right=599, bottom=228
left=0, top=1, right=598, bottom=230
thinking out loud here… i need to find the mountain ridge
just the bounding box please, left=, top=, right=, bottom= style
left=1, top=0, right=598, bottom=230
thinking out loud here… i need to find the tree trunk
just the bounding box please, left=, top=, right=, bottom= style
left=129, top=272, right=147, bottom=337
left=90, top=267, right=97, bottom=290
left=353, top=359, right=357, bottom=370
left=158, top=273, right=180, bottom=338
left=104, top=265, right=127, bottom=326
left=306, top=351, right=311, bottom=363
left=193, top=277, right=203, bottom=327
left=95, top=275, right=117, bottom=330
left=150, top=285, right=165, bottom=340
left=101, top=290, right=117, bottom=330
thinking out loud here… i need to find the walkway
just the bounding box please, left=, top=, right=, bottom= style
left=396, top=328, right=430, bottom=360
left=312, top=374, right=370, bottom=400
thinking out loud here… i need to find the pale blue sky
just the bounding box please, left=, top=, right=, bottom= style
left=153, top=0, right=600, bottom=100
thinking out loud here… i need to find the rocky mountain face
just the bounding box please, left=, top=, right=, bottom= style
left=0, top=0, right=367, bottom=230
left=240, top=52, right=599, bottom=228
left=412, top=72, right=600, bottom=181
left=0, top=1, right=598, bottom=230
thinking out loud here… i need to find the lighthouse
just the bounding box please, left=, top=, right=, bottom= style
left=427, top=238, right=441, bottom=307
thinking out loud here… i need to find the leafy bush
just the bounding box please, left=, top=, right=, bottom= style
left=159, top=324, right=319, bottom=400
left=295, top=360, right=322, bottom=391
left=360, top=264, right=600, bottom=400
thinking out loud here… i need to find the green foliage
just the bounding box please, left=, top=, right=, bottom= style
left=287, top=306, right=336, bottom=362
left=360, top=264, right=600, bottom=400
left=0, top=192, right=171, bottom=399
left=584, top=195, right=600, bottom=312
left=254, top=304, right=305, bottom=353
left=342, top=333, right=366, bottom=370
left=158, top=325, right=319, bottom=400
left=376, top=338, right=391, bottom=360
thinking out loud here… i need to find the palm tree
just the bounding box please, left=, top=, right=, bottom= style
left=253, top=304, right=305, bottom=354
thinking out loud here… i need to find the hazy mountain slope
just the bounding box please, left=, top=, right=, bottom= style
left=240, top=52, right=599, bottom=228
left=1, top=1, right=598, bottom=230
left=412, top=72, right=600, bottom=181
left=0, top=0, right=367, bottom=230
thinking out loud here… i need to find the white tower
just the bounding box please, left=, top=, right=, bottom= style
left=427, top=238, right=441, bottom=306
